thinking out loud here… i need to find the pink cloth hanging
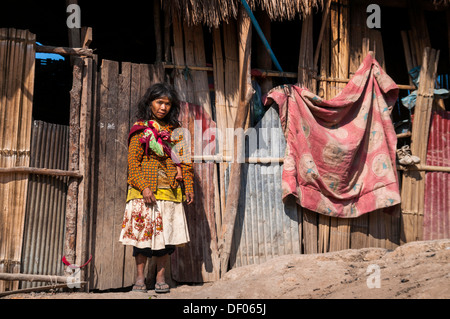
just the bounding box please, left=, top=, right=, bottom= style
left=266, top=53, right=401, bottom=218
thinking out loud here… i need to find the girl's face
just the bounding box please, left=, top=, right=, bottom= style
left=150, top=96, right=172, bottom=120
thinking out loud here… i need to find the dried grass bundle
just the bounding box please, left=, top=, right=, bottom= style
left=163, top=0, right=323, bottom=27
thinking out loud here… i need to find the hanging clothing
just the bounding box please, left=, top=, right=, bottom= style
left=266, top=53, right=401, bottom=218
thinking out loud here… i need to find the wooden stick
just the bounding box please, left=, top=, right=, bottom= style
left=399, top=164, right=450, bottom=173
left=36, top=45, right=93, bottom=57
left=0, top=166, right=83, bottom=178
left=313, top=0, right=332, bottom=70
left=163, top=63, right=213, bottom=72
left=0, top=272, right=71, bottom=283
left=219, top=8, right=253, bottom=275
left=0, top=282, right=87, bottom=298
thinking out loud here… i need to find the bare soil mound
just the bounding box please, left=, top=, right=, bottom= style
left=3, top=239, right=449, bottom=299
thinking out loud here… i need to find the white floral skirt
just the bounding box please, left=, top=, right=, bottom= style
left=119, top=199, right=190, bottom=250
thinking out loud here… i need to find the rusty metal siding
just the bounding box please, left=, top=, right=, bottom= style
left=230, top=107, right=300, bottom=268
left=20, top=121, right=69, bottom=288
left=423, top=110, right=450, bottom=240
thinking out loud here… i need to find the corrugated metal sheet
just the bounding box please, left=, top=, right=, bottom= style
left=230, top=107, right=300, bottom=268
left=20, top=120, right=69, bottom=288
left=423, top=110, right=450, bottom=240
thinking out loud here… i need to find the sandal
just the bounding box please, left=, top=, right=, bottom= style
left=155, top=282, right=170, bottom=293
left=132, top=279, right=148, bottom=293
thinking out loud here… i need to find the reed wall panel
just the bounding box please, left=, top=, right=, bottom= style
left=0, top=28, right=35, bottom=292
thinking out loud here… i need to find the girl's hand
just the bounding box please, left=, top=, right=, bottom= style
left=142, top=188, right=156, bottom=205
left=186, top=192, right=194, bottom=205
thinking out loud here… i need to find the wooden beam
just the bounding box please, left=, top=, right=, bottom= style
left=399, top=164, right=450, bottom=173
left=219, top=7, right=254, bottom=275
left=0, top=166, right=83, bottom=178
left=36, top=45, right=93, bottom=57
left=0, top=282, right=86, bottom=298
left=0, top=272, right=71, bottom=283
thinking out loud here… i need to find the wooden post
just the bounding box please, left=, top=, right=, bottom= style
left=313, top=0, right=331, bottom=74
left=298, top=11, right=314, bottom=91
left=255, top=10, right=273, bottom=97
left=64, top=58, right=83, bottom=276
left=66, top=0, right=81, bottom=65
left=219, top=7, right=253, bottom=275
left=154, top=0, right=162, bottom=63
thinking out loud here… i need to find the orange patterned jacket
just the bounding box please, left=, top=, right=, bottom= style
left=127, top=120, right=194, bottom=194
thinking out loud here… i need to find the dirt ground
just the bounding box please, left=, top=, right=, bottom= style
left=2, top=239, right=449, bottom=300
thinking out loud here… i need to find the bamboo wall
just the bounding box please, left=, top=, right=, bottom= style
left=0, top=29, right=35, bottom=292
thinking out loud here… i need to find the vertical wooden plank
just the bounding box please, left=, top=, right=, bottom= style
left=172, top=8, right=188, bottom=103
left=121, top=63, right=141, bottom=288
left=212, top=27, right=227, bottom=230
left=368, top=210, right=386, bottom=248
left=118, top=62, right=134, bottom=287
left=302, top=209, right=318, bottom=254
left=182, top=21, right=196, bottom=104
left=298, top=12, right=314, bottom=91
left=350, top=214, right=369, bottom=249
left=349, top=0, right=365, bottom=77
left=329, top=217, right=350, bottom=252
left=255, top=10, right=273, bottom=96
left=64, top=57, right=83, bottom=275
left=318, top=214, right=330, bottom=253
left=92, top=59, right=107, bottom=289
left=92, top=59, right=120, bottom=290
left=115, top=62, right=132, bottom=287
left=76, top=57, right=93, bottom=286
left=318, top=7, right=330, bottom=100
left=106, top=60, right=120, bottom=289
left=192, top=24, right=212, bottom=117
left=223, top=20, right=239, bottom=133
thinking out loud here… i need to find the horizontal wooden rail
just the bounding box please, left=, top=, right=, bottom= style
left=0, top=167, right=83, bottom=178
left=0, top=282, right=87, bottom=298
left=36, top=45, right=93, bottom=57
left=0, top=272, right=72, bottom=283
left=399, top=164, right=450, bottom=173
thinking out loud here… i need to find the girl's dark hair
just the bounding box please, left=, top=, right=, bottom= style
left=135, top=82, right=181, bottom=127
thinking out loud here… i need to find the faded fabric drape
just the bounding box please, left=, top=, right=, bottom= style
left=266, top=53, right=401, bottom=218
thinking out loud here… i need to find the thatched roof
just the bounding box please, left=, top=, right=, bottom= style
left=163, top=0, right=324, bottom=27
